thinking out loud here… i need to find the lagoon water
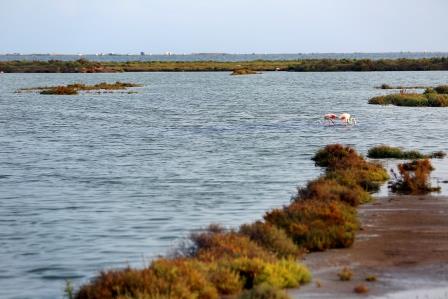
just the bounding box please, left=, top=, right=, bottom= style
left=1, top=71, right=448, bottom=299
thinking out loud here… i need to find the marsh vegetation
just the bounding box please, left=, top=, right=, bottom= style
left=231, top=68, right=259, bottom=75
left=18, top=81, right=142, bottom=95
left=367, top=145, right=446, bottom=159
left=390, top=159, right=441, bottom=194
left=73, top=144, right=391, bottom=298
left=2, top=57, right=448, bottom=73
left=369, top=84, right=448, bottom=107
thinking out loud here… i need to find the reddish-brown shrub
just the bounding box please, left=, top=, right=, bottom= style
left=75, top=259, right=218, bottom=299
left=189, top=225, right=275, bottom=262
left=296, top=178, right=371, bottom=206
left=390, top=159, right=440, bottom=194
left=264, top=200, right=358, bottom=251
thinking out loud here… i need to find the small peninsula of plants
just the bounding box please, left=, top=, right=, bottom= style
left=369, top=85, right=448, bottom=107
left=74, top=144, right=392, bottom=299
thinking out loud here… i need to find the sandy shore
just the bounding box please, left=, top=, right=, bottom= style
left=289, top=195, right=448, bottom=298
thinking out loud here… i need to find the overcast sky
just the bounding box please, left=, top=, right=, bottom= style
left=1, top=0, right=447, bottom=54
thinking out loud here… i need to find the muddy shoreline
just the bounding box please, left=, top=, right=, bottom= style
left=289, top=195, right=448, bottom=298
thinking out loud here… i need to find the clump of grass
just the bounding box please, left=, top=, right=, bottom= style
left=337, top=267, right=353, bottom=281
left=390, top=159, right=441, bottom=194
left=238, top=283, right=291, bottom=299
left=264, top=199, right=359, bottom=251
left=239, top=221, right=302, bottom=259
left=354, top=284, right=369, bottom=294
left=64, top=280, right=74, bottom=299
left=231, top=68, right=259, bottom=75
left=365, top=275, right=377, bottom=282
left=40, top=86, right=78, bottom=95
left=368, top=93, right=448, bottom=107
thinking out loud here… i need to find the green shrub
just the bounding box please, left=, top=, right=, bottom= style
left=239, top=221, right=302, bottom=259
left=367, top=145, right=425, bottom=159
left=264, top=200, right=359, bottom=251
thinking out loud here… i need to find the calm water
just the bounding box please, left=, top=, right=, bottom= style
left=1, top=71, right=448, bottom=299
left=1, top=52, right=448, bottom=62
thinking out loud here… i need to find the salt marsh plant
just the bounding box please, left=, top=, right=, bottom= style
left=368, top=145, right=446, bottom=160
left=337, top=267, right=353, bottom=281
left=238, top=283, right=291, bottom=299
left=239, top=221, right=302, bottom=259
left=390, top=159, right=440, bottom=194
left=264, top=200, right=359, bottom=251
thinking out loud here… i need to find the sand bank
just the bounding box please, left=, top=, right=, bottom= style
left=289, top=196, right=448, bottom=298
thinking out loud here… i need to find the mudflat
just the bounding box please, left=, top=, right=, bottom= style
left=290, top=195, right=448, bottom=298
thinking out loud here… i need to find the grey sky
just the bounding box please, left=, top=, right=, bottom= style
left=1, top=0, right=447, bottom=54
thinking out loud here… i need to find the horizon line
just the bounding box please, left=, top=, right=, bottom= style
left=2, top=51, right=448, bottom=56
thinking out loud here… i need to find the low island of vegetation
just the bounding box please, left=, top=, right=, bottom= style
left=2, top=57, right=448, bottom=73
left=376, top=83, right=430, bottom=90
left=369, top=84, right=448, bottom=107
left=368, top=145, right=446, bottom=159
left=18, top=81, right=142, bottom=95
left=231, top=68, right=259, bottom=75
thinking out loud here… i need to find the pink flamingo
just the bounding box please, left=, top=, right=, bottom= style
left=323, top=113, right=356, bottom=125
left=324, top=113, right=338, bottom=125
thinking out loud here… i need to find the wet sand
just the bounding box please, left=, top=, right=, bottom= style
left=289, top=196, right=448, bottom=298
